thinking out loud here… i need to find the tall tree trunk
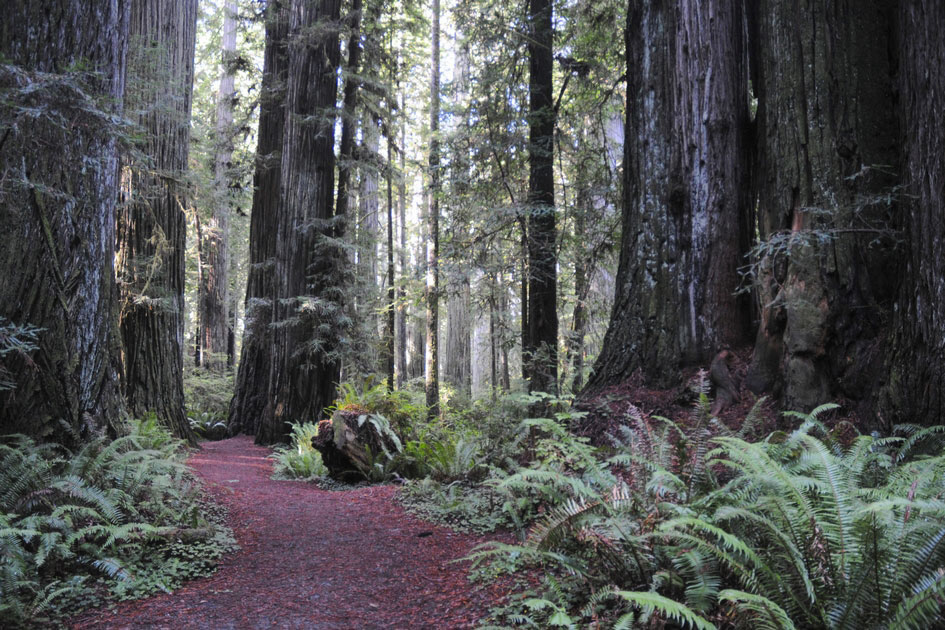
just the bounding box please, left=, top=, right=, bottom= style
left=881, top=0, right=945, bottom=427
left=525, top=0, right=558, bottom=396
left=198, top=0, right=237, bottom=371
left=745, top=0, right=898, bottom=412
left=385, top=127, right=396, bottom=392
left=425, top=0, right=441, bottom=419
left=0, top=0, right=129, bottom=443
left=585, top=0, right=750, bottom=394
left=256, top=0, right=342, bottom=444
left=228, top=1, right=289, bottom=437
left=396, top=82, right=408, bottom=387
left=116, top=0, right=198, bottom=444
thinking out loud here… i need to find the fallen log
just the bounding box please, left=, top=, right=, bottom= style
left=312, top=410, right=402, bottom=479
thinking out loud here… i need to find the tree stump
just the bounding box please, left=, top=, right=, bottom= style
left=312, top=410, right=401, bottom=479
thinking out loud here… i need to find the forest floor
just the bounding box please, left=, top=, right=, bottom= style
left=69, top=436, right=514, bottom=629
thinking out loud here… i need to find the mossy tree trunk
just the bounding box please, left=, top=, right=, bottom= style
left=881, top=0, right=945, bottom=427
left=116, top=0, right=198, bottom=444
left=585, top=0, right=750, bottom=393
left=228, top=1, right=289, bottom=437
left=425, top=0, right=441, bottom=419
left=256, top=0, right=342, bottom=445
left=0, top=0, right=129, bottom=443
left=745, top=0, right=898, bottom=414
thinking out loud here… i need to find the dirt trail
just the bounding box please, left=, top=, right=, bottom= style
left=70, top=436, right=509, bottom=629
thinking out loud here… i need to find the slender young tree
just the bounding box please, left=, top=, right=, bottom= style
left=228, top=0, right=289, bottom=437
left=525, top=0, right=558, bottom=395
left=0, top=0, right=129, bottom=442
left=425, top=0, right=441, bottom=419
left=197, top=0, right=238, bottom=370
left=585, top=0, right=750, bottom=393
left=256, top=0, right=343, bottom=444
left=116, top=0, right=198, bottom=444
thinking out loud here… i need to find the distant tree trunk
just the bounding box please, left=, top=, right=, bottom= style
left=881, top=0, right=945, bottom=427
left=425, top=0, right=441, bottom=419
left=228, top=1, right=288, bottom=437
left=359, top=119, right=380, bottom=285
left=396, top=85, right=408, bottom=387
left=198, top=0, right=237, bottom=371
left=116, top=0, right=198, bottom=444
left=525, top=0, right=558, bottom=396
left=744, top=0, right=898, bottom=412
left=385, top=129, right=396, bottom=392
left=256, top=0, right=342, bottom=445
left=585, top=0, right=750, bottom=394
left=564, top=189, right=588, bottom=393
left=445, top=277, right=472, bottom=396
left=0, top=0, right=129, bottom=443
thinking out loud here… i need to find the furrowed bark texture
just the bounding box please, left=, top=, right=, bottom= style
left=445, top=277, right=472, bottom=396
left=117, top=0, right=198, bottom=444
left=256, top=0, right=342, bottom=445
left=881, top=0, right=945, bottom=426
left=586, top=0, right=749, bottom=393
left=745, top=0, right=898, bottom=412
left=525, top=0, right=558, bottom=395
left=228, top=1, right=289, bottom=437
left=0, top=0, right=129, bottom=443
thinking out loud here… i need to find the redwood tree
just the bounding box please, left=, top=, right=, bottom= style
left=228, top=1, right=289, bottom=437
left=882, top=0, right=945, bottom=427
left=116, top=0, right=198, bottom=444
left=585, top=0, right=750, bottom=393
left=0, top=0, right=129, bottom=442
left=256, top=0, right=343, bottom=444
left=744, top=0, right=898, bottom=413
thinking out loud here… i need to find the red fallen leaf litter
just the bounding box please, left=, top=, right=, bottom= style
left=69, top=436, right=518, bottom=629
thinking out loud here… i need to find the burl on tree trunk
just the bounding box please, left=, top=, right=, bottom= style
left=312, top=410, right=401, bottom=479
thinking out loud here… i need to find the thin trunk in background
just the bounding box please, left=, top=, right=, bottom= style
left=198, top=0, right=237, bottom=370
left=425, top=0, right=441, bottom=419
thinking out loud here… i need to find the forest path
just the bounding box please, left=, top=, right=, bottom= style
left=70, top=436, right=509, bottom=629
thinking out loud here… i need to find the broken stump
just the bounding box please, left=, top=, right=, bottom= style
left=312, top=410, right=402, bottom=479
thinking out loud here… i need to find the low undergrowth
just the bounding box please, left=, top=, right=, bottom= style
left=0, top=417, right=236, bottom=628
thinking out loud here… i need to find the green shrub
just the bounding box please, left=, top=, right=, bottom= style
left=0, top=418, right=235, bottom=627
left=270, top=422, right=328, bottom=480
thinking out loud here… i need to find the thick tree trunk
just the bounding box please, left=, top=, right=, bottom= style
left=585, top=0, right=750, bottom=394
left=396, top=95, right=409, bottom=387
left=116, top=0, right=198, bottom=444
left=198, top=0, right=237, bottom=371
left=0, top=0, right=129, bottom=443
left=425, top=0, right=441, bottom=419
left=256, top=0, right=342, bottom=445
left=745, top=0, right=898, bottom=412
left=228, top=1, right=289, bottom=437
left=881, top=0, right=945, bottom=426
left=525, top=0, right=558, bottom=396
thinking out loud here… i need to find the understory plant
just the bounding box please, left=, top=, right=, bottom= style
left=471, top=399, right=945, bottom=629
left=269, top=422, right=329, bottom=480
left=0, top=418, right=236, bottom=627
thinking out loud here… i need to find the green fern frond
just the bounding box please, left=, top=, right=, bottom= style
left=719, top=589, right=796, bottom=630
left=610, top=589, right=717, bottom=630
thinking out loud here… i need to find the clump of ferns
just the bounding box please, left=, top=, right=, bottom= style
left=474, top=404, right=945, bottom=629
left=0, top=423, right=222, bottom=625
